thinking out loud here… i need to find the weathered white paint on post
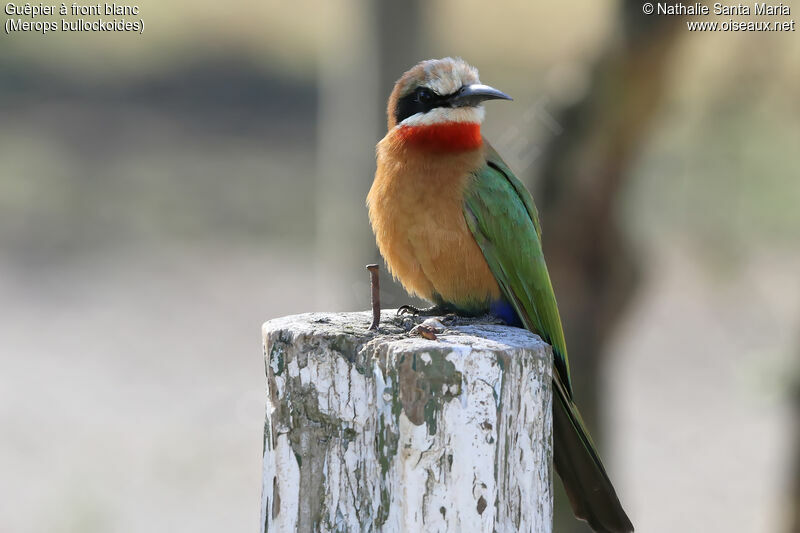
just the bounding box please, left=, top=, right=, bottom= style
left=261, top=311, right=553, bottom=532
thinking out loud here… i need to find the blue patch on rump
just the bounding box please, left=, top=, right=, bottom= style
left=490, top=299, right=523, bottom=327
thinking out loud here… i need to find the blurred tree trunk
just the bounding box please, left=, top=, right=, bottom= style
left=370, top=0, right=429, bottom=311
left=315, top=0, right=424, bottom=313
left=532, top=3, right=683, bottom=532
left=791, top=345, right=800, bottom=533
left=375, top=0, right=424, bottom=103
left=315, top=0, right=381, bottom=312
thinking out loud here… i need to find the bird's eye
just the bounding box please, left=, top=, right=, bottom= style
left=416, top=88, right=433, bottom=103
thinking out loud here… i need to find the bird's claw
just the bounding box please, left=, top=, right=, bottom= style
left=397, top=305, right=445, bottom=317
left=397, top=305, right=422, bottom=316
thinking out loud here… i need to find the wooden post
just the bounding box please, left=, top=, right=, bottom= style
left=261, top=311, right=553, bottom=532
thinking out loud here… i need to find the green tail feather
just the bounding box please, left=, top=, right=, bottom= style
left=553, top=378, right=634, bottom=533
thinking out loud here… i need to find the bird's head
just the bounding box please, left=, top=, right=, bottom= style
left=387, top=57, right=511, bottom=131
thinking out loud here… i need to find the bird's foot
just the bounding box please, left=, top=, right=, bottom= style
left=397, top=304, right=447, bottom=317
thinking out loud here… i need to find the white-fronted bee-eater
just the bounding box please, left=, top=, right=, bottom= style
left=367, top=57, right=633, bottom=533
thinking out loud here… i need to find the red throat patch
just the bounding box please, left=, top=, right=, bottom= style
left=397, top=122, right=482, bottom=151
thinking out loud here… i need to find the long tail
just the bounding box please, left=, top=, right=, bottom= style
left=553, top=378, right=634, bottom=533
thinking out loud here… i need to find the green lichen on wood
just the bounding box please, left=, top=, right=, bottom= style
left=262, top=417, right=271, bottom=455
left=329, top=333, right=372, bottom=376
left=374, top=410, right=400, bottom=526
left=373, top=359, right=401, bottom=527
left=376, top=484, right=391, bottom=527
left=397, top=351, right=462, bottom=435
left=283, top=382, right=341, bottom=531
left=268, top=338, right=287, bottom=376
left=375, top=413, right=399, bottom=476
left=342, top=427, right=357, bottom=450
left=274, top=342, right=377, bottom=529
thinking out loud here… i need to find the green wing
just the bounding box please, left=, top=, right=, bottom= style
left=462, top=143, right=572, bottom=396
left=463, top=143, right=633, bottom=533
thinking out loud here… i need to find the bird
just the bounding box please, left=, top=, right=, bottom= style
left=367, top=57, right=633, bottom=533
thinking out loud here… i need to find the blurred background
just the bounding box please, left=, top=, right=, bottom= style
left=1, top=0, right=798, bottom=532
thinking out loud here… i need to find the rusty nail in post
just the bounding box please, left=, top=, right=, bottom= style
left=366, top=264, right=380, bottom=330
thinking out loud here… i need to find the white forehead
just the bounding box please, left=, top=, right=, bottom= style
left=407, top=57, right=481, bottom=96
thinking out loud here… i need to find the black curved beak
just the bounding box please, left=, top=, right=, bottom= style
left=448, top=84, right=513, bottom=108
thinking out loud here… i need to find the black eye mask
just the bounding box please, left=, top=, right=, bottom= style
left=394, top=87, right=453, bottom=125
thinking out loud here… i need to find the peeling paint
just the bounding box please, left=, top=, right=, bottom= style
left=260, top=311, right=552, bottom=532
left=396, top=351, right=462, bottom=435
